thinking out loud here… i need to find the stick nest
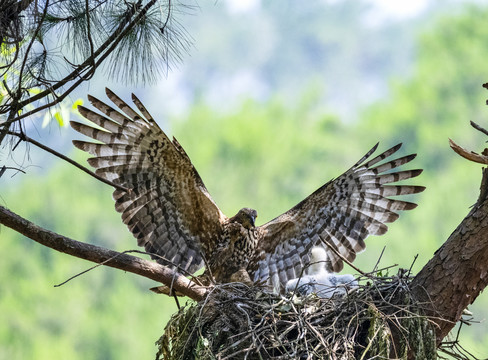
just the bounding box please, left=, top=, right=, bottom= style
left=156, top=271, right=471, bottom=359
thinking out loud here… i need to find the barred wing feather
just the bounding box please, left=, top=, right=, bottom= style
left=252, top=143, right=425, bottom=293
left=71, top=88, right=226, bottom=274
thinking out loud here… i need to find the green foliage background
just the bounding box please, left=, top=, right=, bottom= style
left=2, top=3, right=488, bottom=359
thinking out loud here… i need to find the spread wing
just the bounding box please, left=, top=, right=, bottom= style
left=71, top=88, right=227, bottom=274
left=250, top=143, right=425, bottom=293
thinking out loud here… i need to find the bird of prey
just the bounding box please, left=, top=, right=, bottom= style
left=71, top=88, right=425, bottom=294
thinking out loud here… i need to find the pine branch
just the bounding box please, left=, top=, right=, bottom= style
left=1, top=0, right=188, bottom=144
left=0, top=205, right=207, bottom=302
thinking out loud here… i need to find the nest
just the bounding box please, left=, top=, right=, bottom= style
left=156, top=271, right=473, bottom=360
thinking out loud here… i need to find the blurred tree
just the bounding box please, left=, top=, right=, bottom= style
left=2, top=1, right=488, bottom=359
left=176, top=0, right=423, bottom=120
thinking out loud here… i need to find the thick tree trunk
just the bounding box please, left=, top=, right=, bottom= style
left=411, top=168, right=488, bottom=345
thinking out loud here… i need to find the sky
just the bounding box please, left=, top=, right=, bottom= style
left=366, top=0, right=429, bottom=18
left=227, top=0, right=430, bottom=18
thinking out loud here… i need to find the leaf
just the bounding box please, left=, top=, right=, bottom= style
left=54, top=111, right=64, bottom=127
left=28, top=87, right=42, bottom=95
left=1, top=43, right=17, bottom=56
left=72, top=98, right=83, bottom=110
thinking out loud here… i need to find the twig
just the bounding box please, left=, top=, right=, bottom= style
left=359, top=326, right=381, bottom=360
left=372, top=246, right=386, bottom=273
left=406, top=254, right=419, bottom=277
left=173, top=293, right=181, bottom=310
left=0, top=165, right=26, bottom=176
left=448, top=138, right=488, bottom=165
left=6, top=131, right=130, bottom=193
left=54, top=249, right=168, bottom=287
left=318, top=235, right=367, bottom=276
left=470, top=121, right=488, bottom=137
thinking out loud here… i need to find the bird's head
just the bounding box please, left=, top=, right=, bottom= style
left=231, top=208, right=258, bottom=229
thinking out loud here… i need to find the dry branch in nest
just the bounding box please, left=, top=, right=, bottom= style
left=449, top=121, right=488, bottom=166
left=157, top=271, right=450, bottom=360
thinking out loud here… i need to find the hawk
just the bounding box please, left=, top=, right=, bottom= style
left=71, top=88, right=425, bottom=294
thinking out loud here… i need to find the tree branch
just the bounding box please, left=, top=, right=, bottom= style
left=448, top=121, right=488, bottom=165
left=6, top=130, right=130, bottom=193
left=0, top=0, right=161, bottom=144
left=448, top=138, right=488, bottom=165
left=0, top=205, right=207, bottom=302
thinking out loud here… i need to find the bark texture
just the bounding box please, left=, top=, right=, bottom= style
left=411, top=168, right=488, bottom=344
left=0, top=205, right=207, bottom=301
